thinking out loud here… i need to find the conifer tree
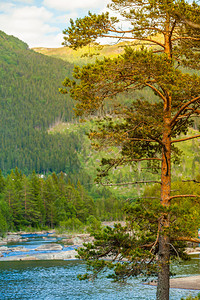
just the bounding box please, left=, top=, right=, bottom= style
left=25, top=171, right=43, bottom=227
left=61, top=1, right=200, bottom=299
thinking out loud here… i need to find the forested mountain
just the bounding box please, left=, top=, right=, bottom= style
left=1, top=30, right=200, bottom=191
left=0, top=30, right=84, bottom=177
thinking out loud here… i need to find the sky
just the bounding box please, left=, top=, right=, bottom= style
left=0, top=0, right=109, bottom=48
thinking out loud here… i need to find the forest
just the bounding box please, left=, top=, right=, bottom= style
left=0, top=30, right=127, bottom=235
left=0, top=168, right=124, bottom=235
left=1, top=29, right=200, bottom=236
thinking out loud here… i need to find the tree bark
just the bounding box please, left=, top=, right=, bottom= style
left=156, top=235, right=170, bottom=300
left=156, top=95, right=171, bottom=300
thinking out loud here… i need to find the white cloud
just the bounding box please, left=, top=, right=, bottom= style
left=55, top=12, right=78, bottom=24
left=43, top=0, right=108, bottom=11
left=13, top=0, right=34, bottom=3
left=0, top=5, right=62, bottom=47
left=0, top=3, right=15, bottom=12
left=0, top=0, right=112, bottom=47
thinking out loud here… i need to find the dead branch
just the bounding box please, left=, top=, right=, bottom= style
left=182, top=179, right=200, bottom=183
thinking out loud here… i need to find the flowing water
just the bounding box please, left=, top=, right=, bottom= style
left=0, top=234, right=200, bottom=299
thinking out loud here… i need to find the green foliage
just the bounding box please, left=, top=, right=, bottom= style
left=59, top=218, right=84, bottom=232
left=61, top=48, right=200, bottom=185
left=0, top=169, right=124, bottom=232
left=63, top=12, right=111, bottom=50
left=63, top=0, right=200, bottom=68
left=86, top=215, right=102, bottom=235
left=77, top=179, right=200, bottom=281
left=181, top=293, right=200, bottom=300
left=0, top=210, right=8, bottom=237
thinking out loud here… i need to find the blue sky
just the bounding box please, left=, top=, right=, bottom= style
left=0, top=0, right=109, bottom=48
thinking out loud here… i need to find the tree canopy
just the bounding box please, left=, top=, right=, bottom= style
left=61, top=1, right=200, bottom=299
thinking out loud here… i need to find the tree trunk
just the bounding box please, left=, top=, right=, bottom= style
left=156, top=235, right=170, bottom=300
left=156, top=96, right=171, bottom=300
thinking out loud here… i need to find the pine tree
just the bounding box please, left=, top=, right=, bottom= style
left=61, top=1, right=200, bottom=299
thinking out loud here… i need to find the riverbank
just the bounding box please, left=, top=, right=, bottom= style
left=148, top=275, right=200, bottom=290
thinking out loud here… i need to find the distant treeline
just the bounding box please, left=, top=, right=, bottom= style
left=0, top=169, right=124, bottom=235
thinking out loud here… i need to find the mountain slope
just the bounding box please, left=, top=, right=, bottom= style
left=0, top=31, right=84, bottom=177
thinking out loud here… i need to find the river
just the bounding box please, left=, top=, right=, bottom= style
left=0, top=233, right=200, bottom=299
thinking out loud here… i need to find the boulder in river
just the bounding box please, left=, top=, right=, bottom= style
left=35, top=244, right=63, bottom=251
left=3, top=234, right=21, bottom=243
left=10, top=246, right=29, bottom=252
left=61, top=239, right=74, bottom=245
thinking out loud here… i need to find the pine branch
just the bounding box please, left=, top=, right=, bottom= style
left=126, top=137, right=158, bottom=142
left=125, top=158, right=162, bottom=162
left=170, top=96, right=200, bottom=126
left=140, top=242, right=155, bottom=249
left=143, top=196, right=160, bottom=199
left=173, top=11, right=200, bottom=29
left=171, top=105, right=198, bottom=133
left=150, top=222, right=161, bottom=253
left=171, top=134, right=200, bottom=143
left=169, top=195, right=200, bottom=201
left=172, top=237, right=200, bottom=244
left=145, top=83, right=166, bottom=103
left=172, top=37, right=200, bottom=42
left=100, top=180, right=161, bottom=186
left=169, top=20, right=177, bottom=39
left=182, top=179, right=200, bottom=183
left=107, top=27, right=164, bottom=34
left=101, top=34, right=165, bottom=48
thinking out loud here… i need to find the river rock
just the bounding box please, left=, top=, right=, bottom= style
left=10, top=246, right=29, bottom=252
left=72, top=237, right=83, bottom=245
left=20, top=256, right=39, bottom=261
left=3, top=235, right=21, bottom=243
left=7, top=232, right=19, bottom=235
left=35, top=244, right=63, bottom=251
left=51, top=234, right=70, bottom=238
left=62, top=239, right=74, bottom=245
left=0, top=246, right=9, bottom=252
left=0, top=241, right=7, bottom=245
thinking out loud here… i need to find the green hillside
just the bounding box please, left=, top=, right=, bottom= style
left=33, top=34, right=163, bottom=65
left=0, top=31, right=84, bottom=177
left=1, top=30, right=200, bottom=192
left=33, top=37, right=200, bottom=194
left=33, top=43, right=126, bottom=65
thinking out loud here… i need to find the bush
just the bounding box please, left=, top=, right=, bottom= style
left=86, top=215, right=102, bottom=234
left=181, top=293, right=200, bottom=300
left=59, top=218, right=84, bottom=232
